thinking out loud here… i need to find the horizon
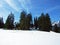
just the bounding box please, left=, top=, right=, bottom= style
left=0, top=0, right=60, bottom=23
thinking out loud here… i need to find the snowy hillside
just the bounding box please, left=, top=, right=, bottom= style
left=0, top=29, right=60, bottom=45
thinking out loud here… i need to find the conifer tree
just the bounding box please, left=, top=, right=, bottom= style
left=26, top=13, right=32, bottom=29
left=5, top=12, right=14, bottom=29
left=38, top=13, right=45, bottom=30
left=54, top=24, right=58, bottom=33
left=0, top=17, right=4, bottom=28
left=34, top=17, right=38, bottom=29
left=19, top=11, right=26, bottom=30
left=45, top=13, right=52, bottom=31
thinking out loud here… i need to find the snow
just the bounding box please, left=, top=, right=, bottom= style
left=0, top=29, right=60, bottom=45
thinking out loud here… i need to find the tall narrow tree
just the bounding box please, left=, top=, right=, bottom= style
left=34, top=17, right=38, bottom=29
left=0, top=17, right=4, bottom=28
left=38, top=13, right=45, bottom=30
left=26, top=13, right=32, bottom=29
left=45, top=13, right=52, bottom=31
left=19, top=11, right=26, bottom=30
left=53, top=24, right=58, bottom=33
left=5, top=12, right=14, bottom=29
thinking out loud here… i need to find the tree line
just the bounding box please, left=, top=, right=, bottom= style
left=0, top=11, right=60, bottom=33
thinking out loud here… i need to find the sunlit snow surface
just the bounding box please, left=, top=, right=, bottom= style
left=0, top=29, right=60, bottom=45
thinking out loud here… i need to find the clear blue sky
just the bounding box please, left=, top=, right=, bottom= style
left=0, top=0, right=60, bottom=23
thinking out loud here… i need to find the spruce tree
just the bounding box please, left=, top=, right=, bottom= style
left=34, top=17, right=38, bottom=29
left=5, top=12, right=14, bottom=29
left=0, top=17, right=4, bottom=28
left=38, top=13, right=45, bottom=30
left=26, top=13, right=32, bottom=29
left=45, top=13, right=52, bottom=31
left=19, top=11, right=26, bottom=30
left=54, top=24, right=58, bottom=33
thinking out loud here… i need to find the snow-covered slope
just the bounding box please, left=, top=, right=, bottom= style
left=0, top=29, right=60, bottom=45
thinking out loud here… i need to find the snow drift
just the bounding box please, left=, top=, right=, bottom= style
left=0, top=29, right=60, bottom=45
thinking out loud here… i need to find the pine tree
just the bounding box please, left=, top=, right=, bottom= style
left=0, top=17, right=4, bottom=28
left=19, top=11, right=26, bottom=30
left=45, top=13, right=52, bottom=31
left=5, top=12, right=14, bottom=29
left=54, top=24, right=58, bottom=33
left=26, top=13, right=32, bottom=29
left=34, top=17, right=38, bottom=29
left=38, top=13, right=45, bottom=30
left=15, top=22, right=20, bottom=30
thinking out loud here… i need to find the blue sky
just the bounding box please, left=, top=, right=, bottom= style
left=0, top=0, right=60, bottom=23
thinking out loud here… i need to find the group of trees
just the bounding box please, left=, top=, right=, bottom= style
left=0, top=12, right=14, bottom=29
left=0, top=11, right=60, bottom=33
left=19, top=11, right=32, bottom=30
left=38, top=13, right=52, bottom=32
left=53, top=24, right=60, bottom=33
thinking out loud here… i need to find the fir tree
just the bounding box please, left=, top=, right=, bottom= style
left=19, top=11, right=26, bottom=30
left=5, top=12, right=14, bottom=29
left=54, top=24, right=58, bottom=33
left=38, top=13, right=45, bottom=30
left=0, top=17, right=4, bottom=28
left=45, top=13, right=52, bottom=31
left=34, top=17, right=38, bottom=29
